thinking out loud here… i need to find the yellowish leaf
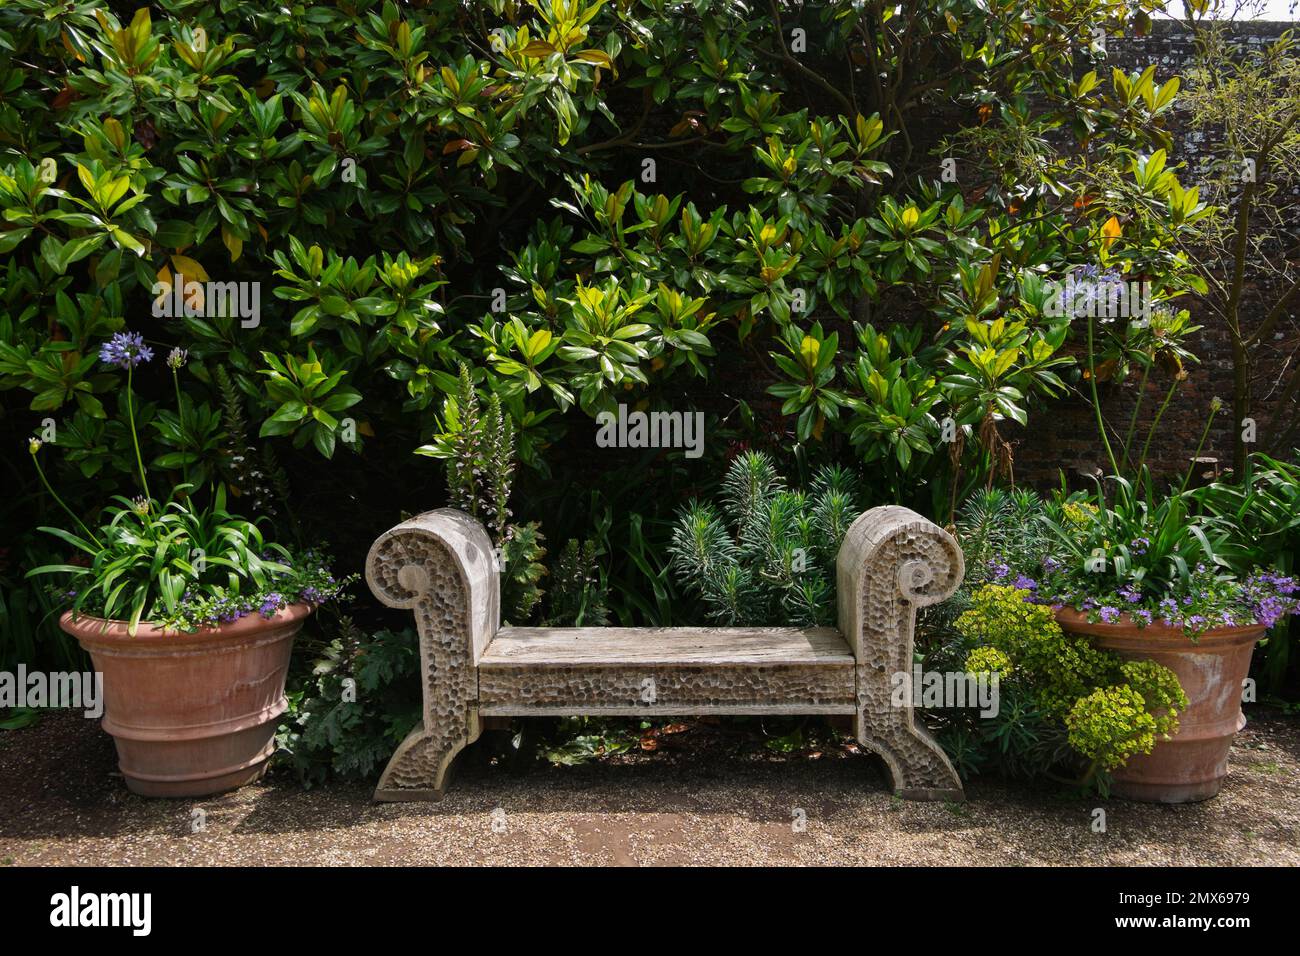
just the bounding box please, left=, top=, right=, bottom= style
left=799, top=334, right=820, bottom=368
left=1101, top=215, right=1122, bottom=250
left=221, top=226, right=243, bottom=263
left=170, top=254, right=209, bottom=282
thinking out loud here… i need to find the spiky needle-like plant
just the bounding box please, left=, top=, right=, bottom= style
left=669, top=451, right=863, bottom=626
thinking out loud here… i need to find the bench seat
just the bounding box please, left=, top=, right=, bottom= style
left=478, top=626, right=857, bottom=716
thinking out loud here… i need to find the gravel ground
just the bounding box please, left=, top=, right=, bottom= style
left=2, top=709, right=1299, bottom=866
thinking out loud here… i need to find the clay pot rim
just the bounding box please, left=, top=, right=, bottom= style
left=59, top=602, right=313, bottom=645
left=1053, top=605, right=1265, bottom=644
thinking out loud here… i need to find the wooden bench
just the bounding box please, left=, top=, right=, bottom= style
left=364, top=505, right=966, bottom=801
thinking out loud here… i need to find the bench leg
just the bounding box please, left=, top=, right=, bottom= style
left=856, top=666, right=964, bottom=801
left=370, top=577, right=482, bottom=800
left=374, top=714, right=481, bottom=801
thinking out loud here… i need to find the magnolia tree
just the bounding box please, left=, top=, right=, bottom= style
left=0, top=0, right=1209, bottom=636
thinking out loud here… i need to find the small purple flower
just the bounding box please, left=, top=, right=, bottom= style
left=1118, top=584, right=1142, bottom=604
left=99, top=331, right=154, bottom=369
left=300, top=586, right=323, bottom=605
left=1129, top=537, right=1149, bottom=556
left=1134, top=609, right=1153, bottom=627
left=1012, top=574, right=1038, bottom=592
left=987, top=559, right=1010, bottom=581
left=1042, top=556, right=1061, bottom=573
left=259, top=593, right=284, bottom=618
left=1099, top=606, right=1120, bottom=623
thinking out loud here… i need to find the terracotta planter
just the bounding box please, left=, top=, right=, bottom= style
left=60, top=604, right=310, bottom=798
left=1054, top=608, right=1263, bottom=803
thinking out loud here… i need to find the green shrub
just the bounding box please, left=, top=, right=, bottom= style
left=1065, top=686, right=1158, bottom=772
left=277, top=621, right=421, bottom=786
left=0, top=0, right=1201, bottom=523
left=945, top=583, right=1188, bottom=788
left=956, top=585, right=1119, bottom=720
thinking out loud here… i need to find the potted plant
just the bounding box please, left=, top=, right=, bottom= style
left=27, top=333, right=348, bottom=797
left=1032, top=465, right=1299, bottom=802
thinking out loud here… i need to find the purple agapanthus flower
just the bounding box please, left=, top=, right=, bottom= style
left=99, top=331, right=154, bottom=369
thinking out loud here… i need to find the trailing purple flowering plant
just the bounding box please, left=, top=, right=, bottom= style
left=966, top=469, right=1300, bottom=639
left=154, top=549, right=352, bottom=632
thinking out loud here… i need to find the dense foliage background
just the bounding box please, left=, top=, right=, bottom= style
left=5, top=0, right=1294, bottom=779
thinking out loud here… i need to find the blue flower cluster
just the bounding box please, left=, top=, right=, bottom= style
left=98, top=331, right=154, bottom=369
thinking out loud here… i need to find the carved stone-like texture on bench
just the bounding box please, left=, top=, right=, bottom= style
left=838, top=506, right=965, bottom=800
left=480, top=664, right=855, bottom=715
left=365, top=509, right=497, bottom=800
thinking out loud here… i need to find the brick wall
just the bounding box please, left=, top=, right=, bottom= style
left=1013, top=20, right=1300, bottom=490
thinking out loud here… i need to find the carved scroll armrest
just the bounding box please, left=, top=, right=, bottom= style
left=365, top=508, right=499, bottom=664
left=836, top=505, right=964, bottom=664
